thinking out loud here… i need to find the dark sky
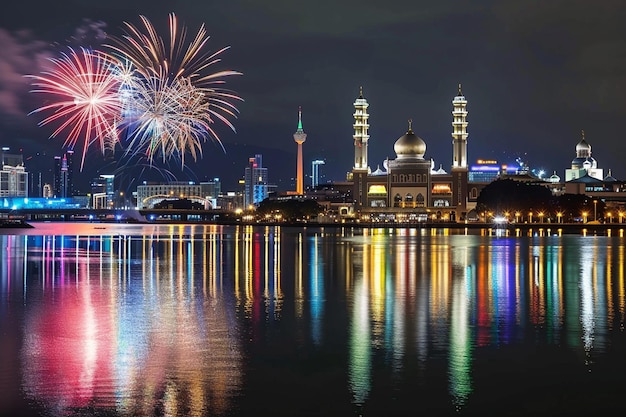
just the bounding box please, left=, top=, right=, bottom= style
left=1, top=0, right=626, bottom=191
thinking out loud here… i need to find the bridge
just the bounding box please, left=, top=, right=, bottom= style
left=1, top=207, right=233, bottom=223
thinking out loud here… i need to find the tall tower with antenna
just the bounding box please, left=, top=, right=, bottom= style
left=293, top=106, right=307, bottom=194
left=451, top=84, right=469, bottom=214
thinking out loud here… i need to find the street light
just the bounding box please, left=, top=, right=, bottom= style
left=582, top=211, right=588, bottom=223
left=593, top=200, right=597, bottom=222
left=515, top=211, right=521, bottom=223
left=556, top=211, right=563, bottom=224
left=538, top=211, right=544, bottom=223
left=607, top=212, right=612, bottom=223
left=529, top=211, right=533, bottom=223
left=619, top=211, right=624, bottom=223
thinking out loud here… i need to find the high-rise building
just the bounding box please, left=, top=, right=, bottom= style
left=53, top=150, right=74, bottom=198
left=29, top=172, right=43, bottom=197
left=0, top=147, right=28, bottom=198
left=311, top=159, right=325, bottom=188
left=293, top=107, right=307, bottom=194
left=244, top=154, right=268, bottom=207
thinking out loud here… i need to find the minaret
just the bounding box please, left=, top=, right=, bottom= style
left=451, top=84, right=469, bottom=215
left=293, top=106, right=307, bottom=194
left=451, top=83, right=468, bottom=170
left=353, top=86, right=370, bottom=171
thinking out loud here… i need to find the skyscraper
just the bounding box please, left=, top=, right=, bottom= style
left=293, top=107, right=307, bottom=194
left=244, top=154, right=268, bottom=207
left=53, top=150, right=74, bottom=198
left=311, top=159, right=325, bottom=188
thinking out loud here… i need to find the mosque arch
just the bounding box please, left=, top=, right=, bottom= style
left=393, top=193, right=402, bottom=207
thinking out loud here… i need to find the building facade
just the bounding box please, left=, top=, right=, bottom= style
left=53, top=150, right=74, bottom=198
left=347, top=86, right=470, bottom=221
left=0, top=147, right=28, bottom=198
left=136, top=179, right=221, bottom=210
left=244, top=154, right=268, bottom=207
left=565, top=130, right=603, bottom=181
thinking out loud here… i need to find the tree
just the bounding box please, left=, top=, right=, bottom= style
left=476, top=179, right=552, bottom=215
left=256, top=198, right=323, bottom=222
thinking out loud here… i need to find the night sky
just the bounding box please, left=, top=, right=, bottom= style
left=1, top=0, right=626, bottom=192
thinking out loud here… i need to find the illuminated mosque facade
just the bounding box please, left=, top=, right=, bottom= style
left=347, top=85, right=470, bottom=221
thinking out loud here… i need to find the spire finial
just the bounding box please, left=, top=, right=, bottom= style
left=408, top=119, right=413, bottom=132
left=359, top=86, right=363, bottom=98
left=581, top=129, right=585, bottom=140
left=458, top=83, right=462, bottom=95
left=297, top=106, right=303, bottom=130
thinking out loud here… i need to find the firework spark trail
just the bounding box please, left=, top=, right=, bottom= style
left=124, top=75, right=214, bottom=166
left=107, top=13, right=242, bottom=166
left=29, top=13, right=242, bottom=171
left=27, top=47, right=125, bottom=170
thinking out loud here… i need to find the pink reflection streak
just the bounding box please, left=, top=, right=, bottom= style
left=21, top=257, right=115, bottom=409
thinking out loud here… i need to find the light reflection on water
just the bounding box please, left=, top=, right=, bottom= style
left=1, top=223, right=625, bottom=416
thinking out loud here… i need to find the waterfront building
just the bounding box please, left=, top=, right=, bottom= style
left=347, top=86, right=470, bottom=221
left=136, top=179, right=222, bottom=209
left=293, top=107, right=307, bottom=194
left=244, top=154, right=268, bottom=207
left=0, top=147, right=28, bottom=198
left=565, top=130, right=603, bottom=181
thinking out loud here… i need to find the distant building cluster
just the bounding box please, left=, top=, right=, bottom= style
left=3, top=84, right=626, bottom=220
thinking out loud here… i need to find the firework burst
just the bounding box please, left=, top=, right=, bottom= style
left=28, top=47, right=126, bottom=170
left=29, top=14, right=242, bottom=171
left=107, top=13, right=242, bottom=166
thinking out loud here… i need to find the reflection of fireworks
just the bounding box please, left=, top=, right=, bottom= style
left=28, top=47, right=124, bottom=169
left=29, top=13, right=242, bottom=171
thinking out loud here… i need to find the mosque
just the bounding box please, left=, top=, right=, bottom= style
left=347, top=85, right=470, bottom=222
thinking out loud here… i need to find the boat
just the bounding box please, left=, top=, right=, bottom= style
left=0, top=219, right=34, bottom=229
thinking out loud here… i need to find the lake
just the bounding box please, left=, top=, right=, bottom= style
left=1, top=222, right=625, bottom=416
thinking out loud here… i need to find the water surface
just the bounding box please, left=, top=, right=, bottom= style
left=1, top=223, right=625, bottom=416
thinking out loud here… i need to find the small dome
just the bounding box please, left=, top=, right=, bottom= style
left=371, top=165, right=386, bottom=176
left=394, top=120, right=426, bottom=158
left=549, top=171, right=561, bottom=183
left=576, top=139, right=591, bottom=152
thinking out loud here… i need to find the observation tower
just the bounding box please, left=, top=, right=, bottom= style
left=293, top=107, right=307, bottom=194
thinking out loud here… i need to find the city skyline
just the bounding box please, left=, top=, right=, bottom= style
left=1, top=1, right=625, bottom=190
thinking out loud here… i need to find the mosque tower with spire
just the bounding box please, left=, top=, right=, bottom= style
left=293, top=106, right=307, bottom=194
left=451, top=84, right=469, bottom=211
left=351, top=87, right=371, bottom=207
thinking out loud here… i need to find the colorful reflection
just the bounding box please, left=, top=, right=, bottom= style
left=343, top=230, right=626, bottom=411
left=1, top=225, right=626, bottom=415
left=3, top=225, right=242, bottom=416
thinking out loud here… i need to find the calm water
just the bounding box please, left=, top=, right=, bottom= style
left=1, top=223, right=625, bottom=416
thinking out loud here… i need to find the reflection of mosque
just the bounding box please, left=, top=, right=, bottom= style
left=348, top=85, right=469, bottom=221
